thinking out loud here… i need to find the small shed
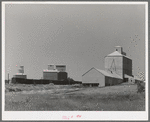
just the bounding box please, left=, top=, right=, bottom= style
left=82, top=67, right=123, bottom=87
left=134, top=76, right=144, bottom=84
left=124, top=74, right=135, bottom=84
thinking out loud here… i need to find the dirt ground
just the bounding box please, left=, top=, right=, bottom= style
left=5, top=83, right=145, bottom=111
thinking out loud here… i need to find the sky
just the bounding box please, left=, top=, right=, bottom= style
left=5, top=3, right=146, bottom=81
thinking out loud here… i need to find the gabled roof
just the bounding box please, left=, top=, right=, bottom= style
left=134, top=76, right=143, bottom=81
left=95, top=68, right=123, bottom=79
left=82, top=67, right=123, bottom=79
left=82, top=67, right=95, bottom=76
left=107, top=51, right=123, bottom=56
left=106, top=51, right=131, bottom=59
left=124, top=74, right=134, bottom=78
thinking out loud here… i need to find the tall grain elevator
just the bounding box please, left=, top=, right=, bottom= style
left=104, top=46, right=132, bottom=79
left=13, top=66, right=27, bottom=79
left=82, top=46, right=133, bottom=87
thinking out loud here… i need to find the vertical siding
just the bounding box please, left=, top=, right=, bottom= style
left=113, top=57, right=123, bottom=78
left=14, top=75, right=27, bottom=79
left=105, top=56, right=123, bottom=78
left=105, top=76, right=123, bottom=86
left=48, top=65, right=55, bottom=70
left=123, top=57, right=132, bottom=77
left=43, top=72, right=58, bottom=80
left=82, top=68, right=105, bottom=87
left=58, top=72, right=68, bottom=81
left=55, top=66, right=66, bottom=72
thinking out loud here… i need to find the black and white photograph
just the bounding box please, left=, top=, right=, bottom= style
left=2, top=1, right=148, bottom=121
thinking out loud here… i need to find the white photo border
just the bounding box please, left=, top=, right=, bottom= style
left=2, top=1, right=148, bottom=121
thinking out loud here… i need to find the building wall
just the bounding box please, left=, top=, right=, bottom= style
left=115, top=46, right=123, bottom=54
left=58, top=72, right=68, bottom=81
left=48, top=65, right=55, bottom=70
left=56, top=65, right=66, bottom=72
left=105, top=76, right=123, bottom=86
left=128, top=78, right=135, bottom=84
left=18, top=66, right=24, bottom=73
left=82, top=68, right=105, bottom=87
left=43, top=72, right=58, bottom=80
left=123, top=56, right=132, bottom=77
left=105, top=56, right=123, bottom=78
left=14, top=75, right=27, bottom=79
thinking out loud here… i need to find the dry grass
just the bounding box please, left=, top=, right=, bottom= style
left=5, top=83, right=145, bottom=111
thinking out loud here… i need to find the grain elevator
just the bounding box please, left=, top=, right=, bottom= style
left=13, top=66, right=27, bottom=79
left=82, top=46, right=133, bottom=87
left=43, top=64, right=67, bottom=81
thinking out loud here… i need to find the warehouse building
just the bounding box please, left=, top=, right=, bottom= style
left=82, top=46, right=133, bottom=87
left=82, top=67, right=122, bottom=87
left=43, top=64, right=67, bottom=81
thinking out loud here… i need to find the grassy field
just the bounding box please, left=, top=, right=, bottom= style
left=5, top=83, right=145, bottom=111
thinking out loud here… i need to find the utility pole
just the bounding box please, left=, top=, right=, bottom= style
left=8, top=73, right=9, bottom=83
